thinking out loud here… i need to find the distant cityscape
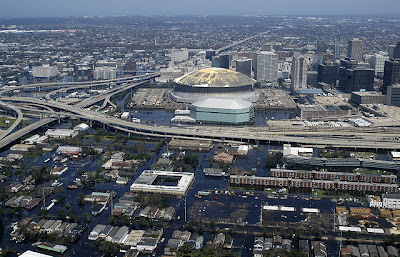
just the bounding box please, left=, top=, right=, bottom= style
left=0, top=15, right=400, bottom=257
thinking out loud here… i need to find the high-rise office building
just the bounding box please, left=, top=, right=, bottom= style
left=347, top=38, right=363, bottom=63
left=290, top=53, right=308, bottom=92
left=93, top=67, right=117, bottom=80
left=262, top=43, right=273, bottom=52
left=392, top=42, right=400, bottom=59
left=369, top=54, right=389, bottom=77
left=254, top=51, right=278, bottom=83
left=235, top=58, right=252, bottom=78
left=317, top=63, right=337, bottom=86
left=212, top=54, right=230, bottom=69
left=387, top=84, right=400, bottom=107
left=383, top=60, right=400, bottom=94
left=171, top=48, right=189, bottom=63
left=206, top=50, right=216, bottom=61
left=339, top=59, right=374, bottom=93
left=388, top=45, right=396, bottom=60
left=334, top=38, right=341, bottom=60
left=32, top=65, right=59, bottom=78
left=307, top=71, right=318, bottom=87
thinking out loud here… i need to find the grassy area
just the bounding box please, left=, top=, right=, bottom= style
left=229, top=187, right=246, bottom=190
left=0, top=117, right=16, bottom=128
left=315, top=190, right=332, bottom=198
left=353, top=168, right=385, bottom=175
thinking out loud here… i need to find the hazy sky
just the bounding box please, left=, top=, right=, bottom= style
left=2, top=0, right=400, bottom=18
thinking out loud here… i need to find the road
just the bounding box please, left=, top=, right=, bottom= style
left=215, top=30, right=272, bottom=54
left=0, top=101, right=23, bottom=140
left=0, top=118, right=55, bottom=149
left=1, top=28, right=400, bottom=150
left=3, top=96, right=400, bottom=150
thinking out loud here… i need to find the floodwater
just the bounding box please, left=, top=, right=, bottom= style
left=0, top=123, right=392, bottom=257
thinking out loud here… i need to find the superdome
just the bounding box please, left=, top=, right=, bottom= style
left=190, top=98, right=255, bottom=124
left=171, top=68, right=259, bottom=103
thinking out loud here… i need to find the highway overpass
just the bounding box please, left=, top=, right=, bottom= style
left=3, top=96, right=400, bottom=150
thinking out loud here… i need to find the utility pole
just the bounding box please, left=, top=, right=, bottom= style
left=184, top=196, right=187, bottom=223
left=42, top=188, right=45, bottom=209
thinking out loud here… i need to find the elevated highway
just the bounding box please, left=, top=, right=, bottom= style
left=3, top=97, right=400, bottom=150
left=0, top=118, right=55, bottom=149
left=0, top=101, right=23, bottom=140
left=216, top=30, right=272, bottom=54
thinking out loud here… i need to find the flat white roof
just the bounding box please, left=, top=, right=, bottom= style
left=367, top=228, right=384, bottom=234
left=339, top=226, right=362, bottom=232
left=130, top=170, right=194, bottom=195
left=263, top=205, right=279, bottom=210
left=302, top=208, right=320, bottom=213
left=280, top=206, right=295, bottom=212
left=20, top=251, right=52, bottom=257
left=391, top=151, right=400, bottom=158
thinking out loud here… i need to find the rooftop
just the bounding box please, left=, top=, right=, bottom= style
left=130, top=170, right=194, bottom=196
left=175, top=68, right=255, bottom=88
left=192, top=97, right=253, bottom=110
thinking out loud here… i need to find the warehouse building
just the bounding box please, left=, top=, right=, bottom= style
left=45, top=129, right=78, bottom=139
left=130, top=170, right=194, bottom=196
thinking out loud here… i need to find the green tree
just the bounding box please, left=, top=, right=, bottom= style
left=264, top=152, right=283, bottom=169
left=65, top=202, right=71, bottom=211
left=179, top=242, right=193, bottom=254
left=78, top=193, right=85, bottom=207
left=57, top=209, right=66, bottom=220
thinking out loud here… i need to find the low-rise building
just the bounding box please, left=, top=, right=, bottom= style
left=56, top=146, right=82, bottom=156
left=50, top=166, right=68, bottom=175
left=350, top=207, right=372, bottom=217
left=367, top=195, right=382, bottom=208
left=130, top=170, right=194, bottom=196
left=88, top=224, right=106, bottom=241
left=136, top=238, right=158, bottom=252
left=380, top=209, right=392, bottom=218
left=382, top=194, right=400, bottom=209
left=350, top=91, right=386, bottom=105
left=311, top=241, right=327, bottom=257
left=45, top=129, right=78, bottom=139
left=73, top=123, right=89, bottom=131
left=123, top=230, right=145, bottom=246
left=10, top=144, right=35, bottom=152
left=112, top=226, right=129, bottom=244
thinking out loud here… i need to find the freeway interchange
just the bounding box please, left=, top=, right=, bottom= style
left=1, top=80, right=400, bottom=150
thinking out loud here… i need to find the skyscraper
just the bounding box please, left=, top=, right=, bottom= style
left=339, top=59, right=374, bottom=93
left=212, top=54, right=230, bottom=69
left=392, top=42, right=400, bottom=59
left=369, top=54, right=389, bottom=77
left=291, top=53, right=308, bottom=92
left=317, top=63, right=338, bottom=86
left=170, top=48, right=189, bottom=63
left=206, top=50, right=216, bottom=61
left=254, top=51, right=278, bottom=83
left=347, top=38, right=363, bottom=63
left=382, top=42, right=400, bottom=94
left=334, top=38, right=341, bottom=60
left=388, top=45, right=396, bottom=60
left=387, top=84, right=400, bottom=107
left=262, top=43, right=273, bottom=52
left=383, top=60, right=400, bottom=94
left=235, top=58, right=252, bottom=78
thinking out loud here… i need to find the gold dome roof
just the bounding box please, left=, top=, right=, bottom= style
left=175, top=68, right=255, bottom=87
